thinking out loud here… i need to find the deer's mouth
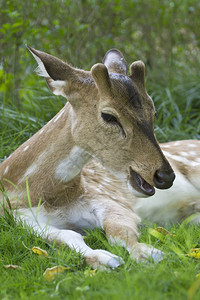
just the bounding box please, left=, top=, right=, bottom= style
left=129, top=167, right=155, bottom=196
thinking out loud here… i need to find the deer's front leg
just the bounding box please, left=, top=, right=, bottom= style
left=15, top=207, right=122, bottom=270
left=104, top=203, right=164, bottom=263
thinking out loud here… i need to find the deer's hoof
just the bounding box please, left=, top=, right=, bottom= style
left=85, top=249, right=123, bottom=270
left=131, top=243, right=164, bottom=263
left=151, top=249, right=165, bottom=263
left=107, top=257, right=122, bottom=269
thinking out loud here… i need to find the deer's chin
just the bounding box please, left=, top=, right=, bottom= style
left=128, top=167, right=155, bottom=197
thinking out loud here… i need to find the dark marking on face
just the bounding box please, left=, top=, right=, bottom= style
left=124, top=79, right=142, bottom=109
left=137, top=120, right=160, bottom=150
left=110, top=73, right=142, bottom=108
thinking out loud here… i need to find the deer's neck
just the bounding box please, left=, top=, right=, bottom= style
left=35, top=104, right=92, bottom=179
left=2, top=103, right=92, bottom=207
left=45, top=104, right=92, bottom=182
left=40, top=105, right=92, bottom=206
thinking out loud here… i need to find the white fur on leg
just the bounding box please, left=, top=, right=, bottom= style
left=15, top=207, right=122, bottom=269
left=109, top=235, right=164, bottom=264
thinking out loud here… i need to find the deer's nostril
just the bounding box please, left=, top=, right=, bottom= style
left=154, top=170, right=175, bottom=189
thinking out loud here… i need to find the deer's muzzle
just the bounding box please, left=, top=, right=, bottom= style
left=129, top=165, right=175, bottom=196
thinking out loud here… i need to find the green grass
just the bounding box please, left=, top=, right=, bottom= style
left=1, top=206, right=200, bottom=300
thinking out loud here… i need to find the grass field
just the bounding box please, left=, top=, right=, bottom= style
left=0, top=58, right=200, bottom=299
left=1, top=204, right=200, bottom=300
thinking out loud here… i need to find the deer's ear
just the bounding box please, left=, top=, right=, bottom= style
left=27, top=45, right=73, bottom=81
left=26, top=45, right=87, bottom=98
left=103, top=49, right=127, bottom=75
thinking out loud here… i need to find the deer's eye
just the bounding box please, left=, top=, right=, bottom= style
left=101, top=112, right=119, bottom=124
left=101, top=112, right=126, bottom=138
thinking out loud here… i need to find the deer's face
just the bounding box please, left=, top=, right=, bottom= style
left=72, top=68, right=175, bottom=197
left=28, top=47, right=175, bottom=197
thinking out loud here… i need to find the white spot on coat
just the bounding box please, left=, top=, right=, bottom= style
left=3, top=166, right=9, bottom=175
left=21, top=163, right=37, bottom=180
left=189, top=151, right=197, bottom=156
left=18, top=151, right=46, bottom=184
left=23, top=145, right=30, bottom=152
left=180, top=151, right=188, bottom=157
left=55, top=146, right=91, bottom=182
left=163, top=151, right=200, bottom=167
left=188, top=144, right=197, bottom=148
left=173, top=141, right=181, bottom=146
left=87, top=169, right=95, bottom=174
left=53, top=110, right=65, bottom=123
left=39, top=129, right=44, bottom=135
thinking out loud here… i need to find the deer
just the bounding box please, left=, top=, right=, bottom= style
left=0, top=46, right=178, bottom=269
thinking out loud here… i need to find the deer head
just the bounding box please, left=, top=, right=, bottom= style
left=27, top=46, right=175, bottom=197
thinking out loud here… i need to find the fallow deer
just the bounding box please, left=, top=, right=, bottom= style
left=0, top=46, right=179, bottom=269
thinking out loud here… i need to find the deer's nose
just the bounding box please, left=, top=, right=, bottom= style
left=153, top=169, right=175, bottom=189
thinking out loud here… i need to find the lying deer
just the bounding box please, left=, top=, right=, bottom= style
left=0, top=46, right=197, bottom=269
